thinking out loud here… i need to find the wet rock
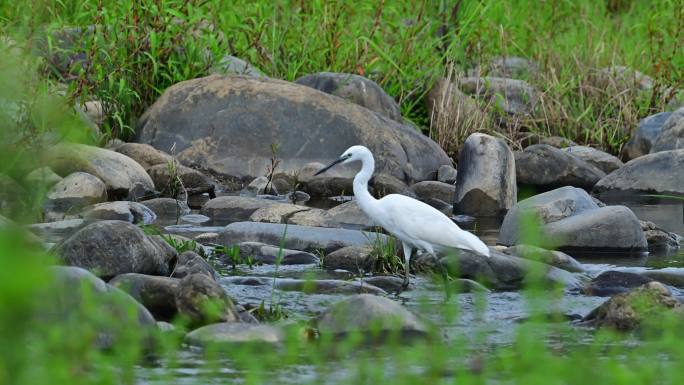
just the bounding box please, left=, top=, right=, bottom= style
left=499, top=187, right=646, bottom=251
left=317, top=294, right=427, bottom=338
left=200, top=196, right=278, bottom=223
left=44, top=172, right=107, bottom=220
left=323, top=245, right=376, bottom=272
left=411, top=181, right=455, bottom=204
left=593, top=149, right=684, bottom=196
left=640, top=220, right=682, bottom=251
left=446, top=278, right=491, bottom=293
left=210, top=55, right=266, bottom=77
left=28, top=218, right=86, bottom=243
left=242, top=176, right=277, bottom=196
left=137, top=75, right=449, bottom=182
left=175, top=273, right=239, bottom=327
left=222, top=222, right=387, bottom=254
left=326, top=200, right=374, bottom=228
left=622, top=112, right=672, bottom=160
left=454, top=133, right=516, bottom=216
left=220, top=276, right=386, bottom=295
left=582, top=282, right=681, bottom=330
left=116, top=142, right=173, bottom=170
left=432, top=248, right=582, bottom=291
left=561, top=146, right=624, bottom=173
left=25, top=167, right=62, bottom=187
left=299, top=176, right=353, bottom=198
left=185, top=322, right=283, bottom=347
left=147, top=163, right=215, bottom=199
left=81, top=201, right=157, bottom=224
left=641, top=269, right=684, bottom=288
left=356, top=276, right=408, bottom=293
left=458, top=76, right=539, bottom=115
left=109, top=273, right=180, bottom=321
left=515, top=144, right=606, bottom=190
left=45, top=266, right=156, bottom=349
left=53, top=220, right=176, bottom=279
left=437, top=164, right=458, bottom=184
left=233, top=241, right=320, bottom=265
left=47, top=143, right=155, bottom=200
left=504, top=244, right=585, bottom=273
left=542, top=206, right=647, bottom=251
left=583, top=271, right=653, bottom=296
left=248, top=203, right=311, bottom=224
left=499, top=186, right=597, bottom=243
left=141, top=197, right=190, bottom=218
left=287, top=208, right=336, bottom=227
left=651, top=115, right=684, bottom=153
left=296, top=72, right=402, bottom=122
left=426, top=78, right=488, bottom=138
left=173, top=251, right=217, bottom=280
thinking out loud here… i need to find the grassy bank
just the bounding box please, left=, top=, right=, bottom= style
left=2, top=0, right=682, bottom=154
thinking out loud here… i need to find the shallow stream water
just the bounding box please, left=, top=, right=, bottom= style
left=137, top=194, right=683, bottom=384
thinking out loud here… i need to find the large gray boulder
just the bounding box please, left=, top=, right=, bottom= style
left=420, top=248, right=582, bottom=291
left=296, top=72, right=402, bottom=122
left=561, top=146, right=623, bottom=174
left=498, top=187, right=647, bottom=251
left=515, top=144, right=606, bottom=190
left=136, top=75, right=449, bottom=182
left=46, top=143, right=155, bottom=200
left=316, top=294, right=428, bottom=338
left=454, top=133, right=516, bottom=216
left=221, top=222, right=386, bottom=254
left=323, top=245, right=376, bottom=272
left=651, top=118, right=684, bottom=153
left=593, top=149, right=684, bottom=196
left=43, top=172, right=107, bottom=220
left=622, top=112, right=672, bottom=160
left=53, top=220, right=176, bottom=278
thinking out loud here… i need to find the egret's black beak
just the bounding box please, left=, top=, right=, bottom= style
left=314, top=157, right=345, bottom=176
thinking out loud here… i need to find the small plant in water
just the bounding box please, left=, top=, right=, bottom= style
left=161, top=234, right=198, bottom=255
left=366, top=230, right=403, bottom=275
left=264, top=143, right=280, bottom=195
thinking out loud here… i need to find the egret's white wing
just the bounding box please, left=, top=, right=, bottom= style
left=376, top=194, right=486, bottom=254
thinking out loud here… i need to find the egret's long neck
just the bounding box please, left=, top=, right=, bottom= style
left=353, top=154, right=381, bottom=219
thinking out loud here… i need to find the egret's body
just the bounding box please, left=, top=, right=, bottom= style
left=316, top=145, right=490, bottom=289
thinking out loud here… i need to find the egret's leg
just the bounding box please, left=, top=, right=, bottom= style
left=401, top=242, right=413, bottom=291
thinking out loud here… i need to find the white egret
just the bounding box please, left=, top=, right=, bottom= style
left=315, top=145, right=490, bottom=290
